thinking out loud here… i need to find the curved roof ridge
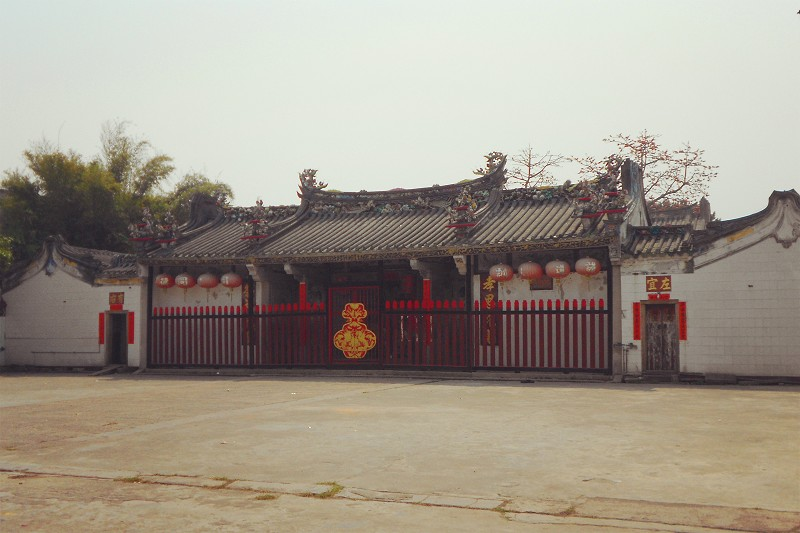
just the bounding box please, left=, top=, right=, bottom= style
left=298, top=157, right=507, bottom=208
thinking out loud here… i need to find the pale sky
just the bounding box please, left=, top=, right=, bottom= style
left=1, top=1, right=798, bottom=220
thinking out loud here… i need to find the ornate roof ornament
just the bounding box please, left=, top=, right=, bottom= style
left=572, top=155, right=627, bottom=223
left=446, top=185, right=478, bottom=236
left=474, top=151, right=507, bottom=176
left=128, top=208, right=180, bottom=250
left=238, top=199, right=271, bottom=242
left=297, top=169, right=327, bottom=198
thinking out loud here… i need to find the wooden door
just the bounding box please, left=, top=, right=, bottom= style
left=108, top=313, right=128, bottom=365
left=329, top=286, right=381, bottom=365
left=644, top=304, right=678, bottom=372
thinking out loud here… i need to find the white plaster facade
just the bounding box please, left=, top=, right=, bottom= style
left=475, top=271, right=608, bottom=304
left=621, top=192, right=800, bottom=378
left=2, top=238, right=142, bottom=368
left=3, top=268, right=142, bottom=367
left=151, top=281, right=243, bottom=310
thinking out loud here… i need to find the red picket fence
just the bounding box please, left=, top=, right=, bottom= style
left=150, top=303, right=326, bottom=367
left=473, top=299, right=607, bottom=370
left=149, top=298, right=610, bottom=371
left=250, top=303, right=327, bottom=366
left=381, top=300, right=469, bottom=367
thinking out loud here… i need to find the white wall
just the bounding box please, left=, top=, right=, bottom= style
left=622, top=239, right=800, bottom=377
left=151, top=283, right=243, bottom=310
left=3, top=269, right=142, bottom=367
left=473, top=271, right=608, bottom=305
left=0, top=316, right=5, bottom=365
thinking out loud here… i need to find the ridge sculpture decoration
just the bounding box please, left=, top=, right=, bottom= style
left=333, top=303, right=377, bottom=359
left=239, top=199, right=270, bottom=241
left=446, top=185, right=478, bottom=237
left=128, top=208, right=180, bottom=250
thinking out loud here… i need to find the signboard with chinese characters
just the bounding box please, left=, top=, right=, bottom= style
left=645, top=275, right=672, bottom=293
left=109, top=292, right=124, bottom=310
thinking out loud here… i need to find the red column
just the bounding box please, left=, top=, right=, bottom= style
left=299, top=281, right=308, bottom=310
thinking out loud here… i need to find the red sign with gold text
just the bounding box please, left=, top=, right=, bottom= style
left=645, top=275, right=672, bottom=293
left=109, top=292, right=124, bottom=310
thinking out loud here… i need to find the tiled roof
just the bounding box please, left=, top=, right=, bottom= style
left=59, top=241, right=138, bottom=278
left=649, top=206, right=698, bottom=227
left=626, top=227, right=691, bottom=257
left=145, top=163, right=615, bottom=265
left=2, top=236, right=138, bottom=292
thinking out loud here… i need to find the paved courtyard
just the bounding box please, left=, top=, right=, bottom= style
left=0, top=373, right=798, bottom=532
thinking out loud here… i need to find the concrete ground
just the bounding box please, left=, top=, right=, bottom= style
left=0, top=373, right=798, bottom=532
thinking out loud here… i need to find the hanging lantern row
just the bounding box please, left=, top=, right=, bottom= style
left=154, top=273, right=175, bottom=289
left=155, top=272, right=244, bottom=290
left=489, top=257, right=601, bottom=282
left=175, top=273, right=196, bottom=289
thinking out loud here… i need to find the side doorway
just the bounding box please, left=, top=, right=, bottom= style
left=106, top=312, right=128, bottom=365
left=642, top=303, right=679, bottom=375
left=329, top=286, right=381, bottom=366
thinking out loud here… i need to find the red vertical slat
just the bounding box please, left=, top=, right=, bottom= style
left=537, top=300, right=544, bottom=368
left=632, top=302, right=641, bottom=341
left=98, top=313, right=105, bottom=345
left=213, top=305, right=219, bottom=366
left=545, top=300, right=553, bottom=368
left=234, top=306, right=241, bottom=366
left=158, top=308, right=165, bottom=365
left=178, top=307, right=186, bottom=365
left=598, top=298, right=606, bottom=369
left=165, top=307, right=173, bottom=365
left=148, top=309, right=155, bottom=364
left=554, top=300, right=562, bottom=368
left=513, top=300, right=520, bottom=368
left=571, top=299, right=579, bottom=368
left=563, top=300, right=571, bottom=368
left=413, top=300, right=421, bottom=366
left=473, top=300, right=481, bottom=368
left=589, top=299, right=597, bottom=368
left=580, top=300, right=588, bottom=369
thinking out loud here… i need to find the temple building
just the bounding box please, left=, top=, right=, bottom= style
left=2, top=153, right=798, bottom=382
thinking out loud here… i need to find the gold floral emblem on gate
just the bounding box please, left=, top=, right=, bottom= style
left=333, top=303, right=377, bottom=359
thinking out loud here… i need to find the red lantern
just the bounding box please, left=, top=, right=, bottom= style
left=197, top=273, right=219, bottom=289
left=489, top=263, right=514, bottom=282
left=155, top=273, right=175, bottom=289
left=518, top=261, right=543, bottom=280
left=175, top=272, right=196, bottom=289
left=221, top=272, right=243, bottom=289
left=545, top=260, right=571, bottom=279
left=575, top=257, right=601, bottom=277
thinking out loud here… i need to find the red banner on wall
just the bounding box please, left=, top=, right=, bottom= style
left=678, top=302, right=687, bottom=340
left=632, top=302, right=641, bottom=340
left=98, top=313, right=105, bottom=344
left=127, top=312, right=135, bottom=344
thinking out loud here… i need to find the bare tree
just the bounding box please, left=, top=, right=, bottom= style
left=572, top=131, right=716, bottom=207
left=507, top=145, right=564, bottom=188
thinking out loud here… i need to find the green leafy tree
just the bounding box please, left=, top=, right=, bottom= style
left=167, top=172, right=233, bottom=223
left=101, top=121, right=174, bottom=199
left=1, top=123, right=237, bottom=267
left=0, top=144, right=128, bottom=264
